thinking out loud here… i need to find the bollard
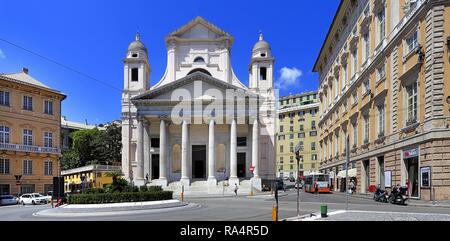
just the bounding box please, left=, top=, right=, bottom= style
left=181, top=185, right=184, bottom=202
left=272, top=205, right=277, bottom=221
left=320, top=204, right=328, bottom=218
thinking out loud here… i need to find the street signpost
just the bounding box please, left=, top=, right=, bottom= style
left=345, top=135, right=350, bottom=211
left=250, top=166, right=254, bottom=196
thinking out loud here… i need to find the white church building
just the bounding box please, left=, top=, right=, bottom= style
left=121, top=17, right=276, bottom=194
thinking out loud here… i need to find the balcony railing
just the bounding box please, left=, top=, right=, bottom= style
left=0, top=143, right=60, bottom=154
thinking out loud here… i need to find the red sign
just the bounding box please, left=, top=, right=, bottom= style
left=249, top=166, right=254, bottom=172
left=16, top=180, right=21, bottom=185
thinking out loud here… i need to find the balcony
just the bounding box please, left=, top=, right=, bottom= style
left=0, top=143, right=61, bottom=154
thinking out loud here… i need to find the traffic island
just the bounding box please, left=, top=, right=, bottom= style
left=33, top=199, right=189, bottom=217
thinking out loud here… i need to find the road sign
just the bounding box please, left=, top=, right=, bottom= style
left=16, top=180, right=21, bottom=185
left=249, top=166, right=254, bottom=173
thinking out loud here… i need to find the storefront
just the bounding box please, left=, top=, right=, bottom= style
left=402, top=147, right=420, bottom=198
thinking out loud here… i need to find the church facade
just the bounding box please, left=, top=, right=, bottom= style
left=121, top=17, right=276, bottom=193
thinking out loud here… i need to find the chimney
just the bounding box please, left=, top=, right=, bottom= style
left=22, top=68, right=29, bottom=74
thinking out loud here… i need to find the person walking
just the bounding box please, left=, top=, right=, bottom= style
left=234, top=184, right=239, bottom=196
left=349, top=180, right=355, bottom=195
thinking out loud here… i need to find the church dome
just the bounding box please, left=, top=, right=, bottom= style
left=252, top=33, right=271, bottom=52
left=128, top=33, right=147, bottom=54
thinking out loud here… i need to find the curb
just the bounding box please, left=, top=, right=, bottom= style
left=33, top=200, right=188, bottom=217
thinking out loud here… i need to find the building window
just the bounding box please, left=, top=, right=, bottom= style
left=194, top=57, right=205, bottom=63
left=298, top=133, right=305, bottom=138
left=406, top=31, right=418, bottom=55
left=21, top=185, right=35, bottom=194
left=363, top=115, right=370, bottom=143
left=406, top=83, right=418, bottom=124
left=310, top=131, right=317, bottom=137
left=376, top=64, right=386, bottom=82
left=353, top=122, right=358, bottom=147
left=23, top=129, right=33, bottom=146
left=44, top=132, right=53, bottom=148
left=44, top=184, right=53, bottom=194
left=290, top=143, right=294, bottom=153
left=44, top=100, right=53, bottom=115
left=352, top=92, right=358, bottom=105
left=237, top=137, right=247, bottom=147
left=151, top=138, right=160, bottom=148
left=260, top=67, right=267, bottom=81
left=311, top=142, right=316, bottom=151
left=311, top=120, right=316, bottom=130
left=377, top=6, right=386, bottom=44
left=342, top=64, right=348, bottom=85
left=44, top=161, right=53, bottom=176
left=290, top=156, right=294, bottom=163
left=311, top=163, right=316, bottom=169
left=377, top=105, right=385, bottom=137
left=351, top=49, right=358, bottom=78
left=278, top=135, right=285, bottom=141
left=289, top=134, right=294, bottom=139
left=312, top=154, right=317, bottom=161
left=23, top=160, right=32, bottom=175
left=131, top=68, right=139, bottom=82
left=279, top=126, right=284, bottom=133
left=300, top=125, right=304, bottom=131
left=0, top=90, right=10, bottom=106
left=23, top=96, right=33, bottom=111
left=363, top=79, right=371, bottom=94
left=0, top=158, right=10, bottom=174
left=280, top=145, right=284, bottom=153
left=0, top=126, right=10, bottom=144
left=363, top=32, right=370, bottom=63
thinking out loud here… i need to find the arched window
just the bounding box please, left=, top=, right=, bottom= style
left=260, top=67, right=267, bottom=80
left=131, top=68, right=139, bottom=82
left=187, top=68, right=212, bottom=76
left=193, top=57, right=205, bottom=63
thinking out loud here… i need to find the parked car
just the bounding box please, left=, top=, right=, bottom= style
left=19, top=193, right=48, bottom=205
left=0, top=195, right=19, bottom=206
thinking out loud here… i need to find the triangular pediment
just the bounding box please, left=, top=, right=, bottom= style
left=167, top=16, right=232, bottom=40
left=131, top=72, right=256, bottom=101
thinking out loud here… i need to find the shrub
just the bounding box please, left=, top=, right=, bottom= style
left=82, top=188, right=105, bottom=194
left=148, top=186, right=163, bottom=192
left=139, top=185, right=148, bottom=192
left=67, top=191, right=173, bottom=204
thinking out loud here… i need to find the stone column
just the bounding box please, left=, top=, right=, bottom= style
left=159, top=119, right=168, bottom=187
left=252, top=119, right=259, bottom=178
left=251, top=118, right=262, bottom=191
left=180, top=120, right=190, bottom=186
left=229, top=119, right=239, bottom=186
left=143, top=120, right=150, bottom=183
left=208, top=119, right=217, bottom=185
left=136, top=117, right=144, bottom=180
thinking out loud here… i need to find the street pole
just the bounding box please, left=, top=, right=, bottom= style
left=345, top=135, right=349, bottom=211
left=297, top=158, right=300, bottom=217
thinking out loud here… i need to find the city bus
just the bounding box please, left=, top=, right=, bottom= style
left=304, top=173, right=331, bottom=193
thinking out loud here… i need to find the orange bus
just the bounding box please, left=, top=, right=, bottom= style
left=304, top=173, right=331, bottom=193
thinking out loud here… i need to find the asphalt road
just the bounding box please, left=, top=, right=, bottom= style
left=1, top=190, right=450, bottom=221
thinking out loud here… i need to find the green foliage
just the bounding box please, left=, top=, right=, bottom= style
left=67, top=191, right=173, bottom=204
left=148, top=186, right=163, bottom=192
left=60, top=124, right=122, bottom=170
left=139, top=186, right=148, bottom=192
left=81, top=188, right=105, bottom=194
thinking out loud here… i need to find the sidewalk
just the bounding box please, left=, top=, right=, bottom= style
left=332, top=191, right=450, bottom=208
left=286, top=210, right=450, bottom=221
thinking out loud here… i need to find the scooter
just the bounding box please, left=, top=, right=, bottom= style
left=388, top=185, right=408, bottom=205
left=373, top=186, right=388, bottom=203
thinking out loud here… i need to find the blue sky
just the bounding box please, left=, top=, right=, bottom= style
left=0, top=0, right=340, bottom=124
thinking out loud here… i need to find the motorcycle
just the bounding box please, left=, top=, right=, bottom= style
left=388, top=185, right=408, bottom=205
left=373, top=186, right=388, bottom=203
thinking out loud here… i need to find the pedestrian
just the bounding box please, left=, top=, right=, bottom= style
left=314, top=182, right=319, bottom=195
left=349, top=180, right=355, bottom=195
left=234, top=183, right=239, bottom=196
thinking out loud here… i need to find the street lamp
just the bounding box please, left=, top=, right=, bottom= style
left=295, top=142, right=303, bottom=218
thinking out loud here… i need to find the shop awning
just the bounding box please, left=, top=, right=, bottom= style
left=337, top=168, right=357, bottom=178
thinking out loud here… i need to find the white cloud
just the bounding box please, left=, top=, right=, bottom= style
left=275, top=67, right=302, bottom=89
left=0, top=49, right=5, bottom=59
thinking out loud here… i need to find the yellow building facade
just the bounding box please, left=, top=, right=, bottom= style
left=276, top=92, right=319, bottom=179
left=61, top=165, right=121, bottom=192
left=314, top=0, right=450, bottom=200
left=0, top=68, right=66, bottom=195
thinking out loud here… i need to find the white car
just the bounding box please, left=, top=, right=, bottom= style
left=0, top=195, right=19, bottom=205
left=19, top=193, right=48, bottom=205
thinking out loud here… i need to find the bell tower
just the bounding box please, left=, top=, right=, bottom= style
left=249, top=33, right=274, bottom=91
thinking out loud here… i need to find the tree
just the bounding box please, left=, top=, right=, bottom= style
left=60, top=124, right=122, bottom=170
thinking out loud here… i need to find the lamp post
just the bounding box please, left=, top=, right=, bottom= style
left=295, top=142, right=302, bottom=217
left=345, top=135, right=350, bottom=211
